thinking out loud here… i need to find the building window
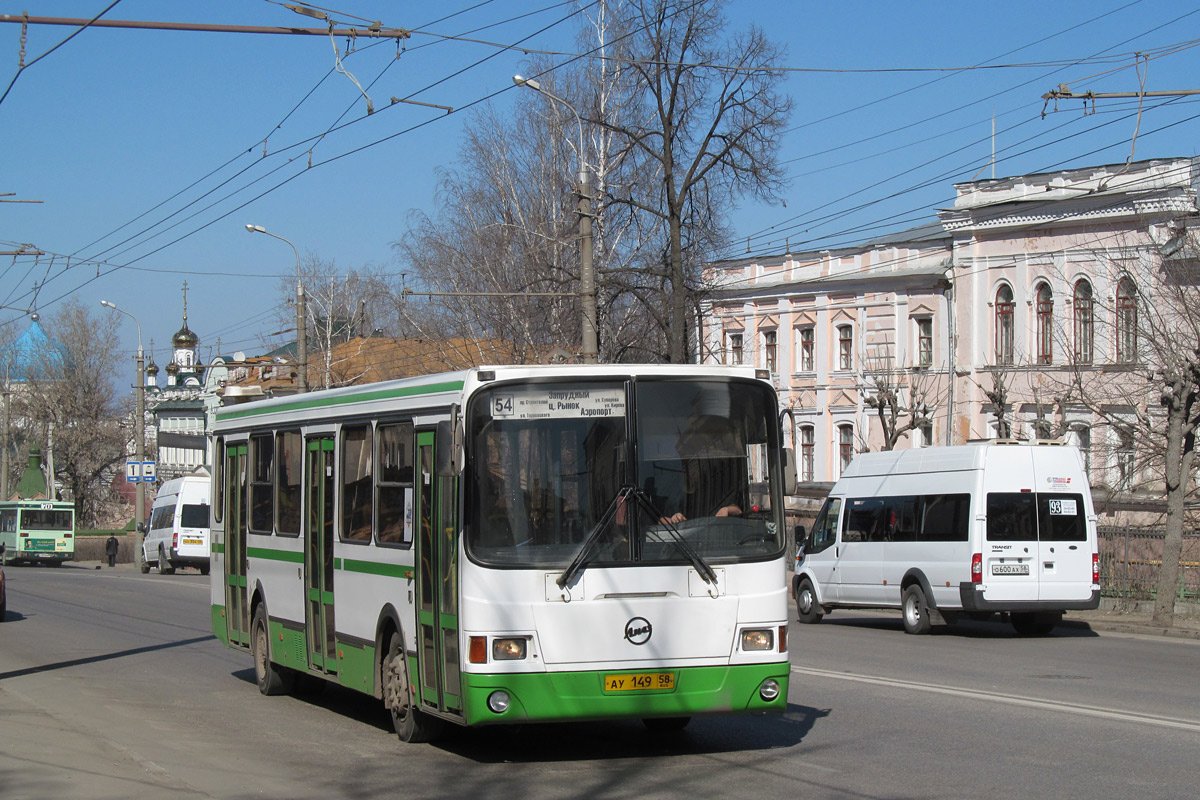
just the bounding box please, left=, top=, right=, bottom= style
left=838, top=424, right=854, bottom=472
left=1116, top=277, right=1138, bottom=363
left=995, top=285, right=1015, bottom=365
left=798, top=327, right=815, bottom=372
left=916, top=318, right=933, bottom=367
left=763, top=330, right=778, bottom=373
left=916, top=422, right=933, bottom=448
left=1072, top=425, right=1091, bottom=477
left=799, top=425, right=814, bottom=482
left=727, top=332, right=743, bottom=365
left=837, top=325, right=853, bottom=371
left=1073, top=279, right=1094, bottom=365
left=1115, top=427, right=1135, bottom=489
left=1035, top=282, right=1053, bottom=365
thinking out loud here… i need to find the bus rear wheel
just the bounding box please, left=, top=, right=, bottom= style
left=252, top=606, right=293, bottom=696
left=382, top=630, right=443, bottom=743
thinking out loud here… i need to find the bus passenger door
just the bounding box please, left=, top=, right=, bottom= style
left=224, top=443, right=250, bottom=647
left=305, top=437, right=337, bottom=674
left=415, top=430, right=462, bottom=718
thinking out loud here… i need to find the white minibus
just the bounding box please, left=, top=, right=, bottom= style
left=143, top=474, right=211, bottom=575
left=793, top=441, right=1100, bottom=635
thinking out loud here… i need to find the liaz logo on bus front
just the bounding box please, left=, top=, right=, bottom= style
left=624, top=617, right=652, bottom=645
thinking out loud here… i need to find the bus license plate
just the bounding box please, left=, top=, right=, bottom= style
left=603, top=672, right=675, bottom=692
left=992, top=563, right=1030, bottom=575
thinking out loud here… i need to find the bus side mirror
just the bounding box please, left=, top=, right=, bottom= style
left=783, top=448, right=798, bottom=495
left=436, top=405, right=462, bottom=477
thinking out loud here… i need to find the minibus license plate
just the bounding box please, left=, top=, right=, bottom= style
left=183, top=538, right=203, bottom=545
left=603, top=672, right=675, bottom=692
left=992, top=563, right=1029, bottom=575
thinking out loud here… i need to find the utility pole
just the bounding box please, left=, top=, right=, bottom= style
left=513, top=75, right=600, bottom=363
left=1, top=369, right=9, bottom=500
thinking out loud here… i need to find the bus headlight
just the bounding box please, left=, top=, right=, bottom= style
left=759, top=679, right=781, bottom=701
left=740, top=628, right=774, bottom=651
left=487, top=691, right=511, bottom=713
left=492, top=638, right=527, bottom=661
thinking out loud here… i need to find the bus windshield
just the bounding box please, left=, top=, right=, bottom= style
left=465, top=378, right=784, bottom=568
left=21, top=509, right=74, bottom=531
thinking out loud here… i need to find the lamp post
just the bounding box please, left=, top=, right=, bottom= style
left=246, top=224, right=307, bottom=392
left=513, top=74, right=598, bottom=364
left=101, top=300, right=146, bottom=571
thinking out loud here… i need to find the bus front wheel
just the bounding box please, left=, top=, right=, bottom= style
left=382, top=630, right=443, bottom=743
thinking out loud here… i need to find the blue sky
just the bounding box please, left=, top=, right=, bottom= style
left=3, top=0, right=1198, bottom=362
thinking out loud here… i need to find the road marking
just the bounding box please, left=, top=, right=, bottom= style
left=792, top=665, right=1200, bottom=734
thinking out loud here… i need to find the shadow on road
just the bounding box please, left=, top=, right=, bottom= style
left=440, top=702, right=829, bottom=764
left=0, top=635, right=216, bottom=681
left=818, top=613, right=1100, bottom=639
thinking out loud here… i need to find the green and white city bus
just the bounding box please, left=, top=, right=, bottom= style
left=0, top=499, right=76, bottom=565
left=210, top=364, right=795, bottom=742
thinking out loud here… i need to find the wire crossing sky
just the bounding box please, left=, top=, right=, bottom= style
left=3, top=0, right=1198, bottom=362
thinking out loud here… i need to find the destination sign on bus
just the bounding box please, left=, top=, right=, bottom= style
left=489, top=388, right=626, bottom=421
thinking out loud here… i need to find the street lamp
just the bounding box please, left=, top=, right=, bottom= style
left=513, top=74, right=599, bottom=364
left=101, top=299, right=146, bottom=572
left=245, top=224, right=307, bottom=392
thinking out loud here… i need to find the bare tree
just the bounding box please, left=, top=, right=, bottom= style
left=273, top=255, right=394, bottom=389
left=1057, top=230, right=1200, bottom=625
left=601, top=0, right=792, bottom=362
left=862, top=353, right=936, bottom=451
left=982, top=369, right=1014, bottom=439
left=11, top=300, right=127, bottom=526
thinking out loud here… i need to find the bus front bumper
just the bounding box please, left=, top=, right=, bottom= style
left=460, top=662, right=790, bottom=726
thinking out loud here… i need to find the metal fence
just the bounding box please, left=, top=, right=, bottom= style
left=1098, top=527, right=1200, bottom=602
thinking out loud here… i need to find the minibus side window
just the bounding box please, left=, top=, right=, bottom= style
left=843, top=497, right=885, bottom=543
left=920, top=494, right=970, bottom=541
left=807, top=498, right=841, bottom=554
left=986, top=493, right=1037, bottom=541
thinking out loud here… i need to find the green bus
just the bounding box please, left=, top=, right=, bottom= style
left=0, top=500, right=76, bottom=565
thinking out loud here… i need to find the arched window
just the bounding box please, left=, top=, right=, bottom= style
left=1035, top=283, right=1053, bottom=365
left=1073, top=279, right=1093, bottom=364
left=995, top=285, right=1014, bottom=365
left=1116, top=277, right=1137, bottom=363
left=838, top=424, right=854, bottom=472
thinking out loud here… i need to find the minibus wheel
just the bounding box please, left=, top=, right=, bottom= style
left=902, top=585, right=932, bottom=635
left=795, top=578, right=823, bottom=624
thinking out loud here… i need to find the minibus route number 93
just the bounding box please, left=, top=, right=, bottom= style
left=209, top=364, right=797, bottom=742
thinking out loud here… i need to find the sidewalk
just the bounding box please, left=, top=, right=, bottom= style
left=1064, top=598, right=1200, bottom=640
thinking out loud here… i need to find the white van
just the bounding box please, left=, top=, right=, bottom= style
left=793, top=441, right=1100, bottom=635
left=143, top=474, right=211, bottom=575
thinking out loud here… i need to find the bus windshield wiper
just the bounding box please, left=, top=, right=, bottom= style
left=627, top=488, right=720, bottom=589
left=557, top=486, right=633, bottom=589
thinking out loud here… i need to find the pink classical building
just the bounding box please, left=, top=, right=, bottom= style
left=702, top=157, right=1199, bottom=491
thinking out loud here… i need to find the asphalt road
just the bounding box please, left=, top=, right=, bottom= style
left=1, top=563, right=1197, bottom=800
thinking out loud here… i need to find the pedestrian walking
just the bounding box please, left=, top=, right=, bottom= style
left=105, top=534, right=120, bottom=568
